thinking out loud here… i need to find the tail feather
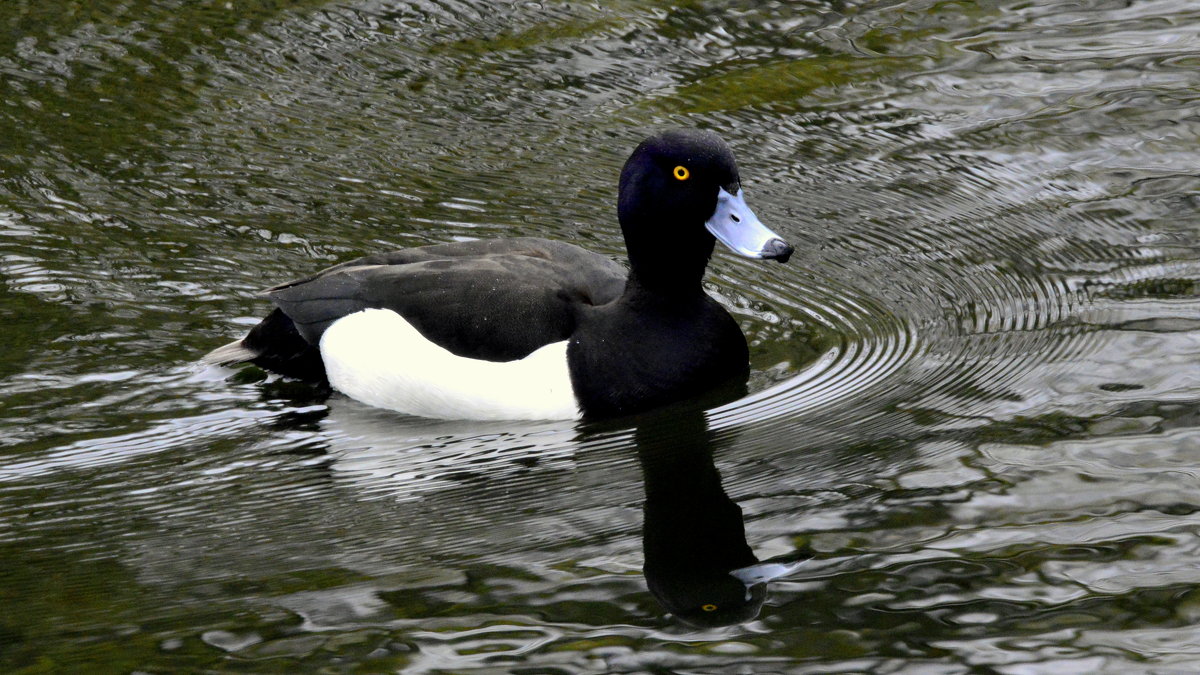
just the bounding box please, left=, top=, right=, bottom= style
left=203, top=339, right=260, bottom=366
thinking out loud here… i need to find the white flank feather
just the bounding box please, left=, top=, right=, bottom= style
left=319, top=309, right=580, bottom=421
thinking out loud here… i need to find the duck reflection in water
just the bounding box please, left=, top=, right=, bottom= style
left=634, top=409, right=808, bottom=627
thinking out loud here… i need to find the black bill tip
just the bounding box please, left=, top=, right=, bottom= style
left=762, top=238, right=794, bottom=263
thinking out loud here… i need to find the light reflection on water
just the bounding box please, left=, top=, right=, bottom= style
left=3, top=0, right=1200, bottom=671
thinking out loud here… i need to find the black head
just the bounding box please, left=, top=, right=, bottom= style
left=617, top=129, right=792, bottom=290
left=619, top=129, right=741, bottom=231
left=646, top=568, right=769, bottom=628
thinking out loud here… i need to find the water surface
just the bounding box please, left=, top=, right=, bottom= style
left=3, top=0, right=1200, bottom=672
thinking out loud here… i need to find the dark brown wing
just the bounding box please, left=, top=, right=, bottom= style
left=264, top=237, right=626, bottom=362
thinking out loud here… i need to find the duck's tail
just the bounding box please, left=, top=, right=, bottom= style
left=204, top=308, right=328, bottom=382
left=202, top=339, right=260, bottom=366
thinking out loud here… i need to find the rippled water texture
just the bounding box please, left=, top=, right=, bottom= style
left=4, top=0, right=1200, bottom=672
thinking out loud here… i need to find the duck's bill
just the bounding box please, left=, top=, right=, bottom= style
left=730, top=560, right=808, bottom=586
left=705, top=188, right=794, bottom=263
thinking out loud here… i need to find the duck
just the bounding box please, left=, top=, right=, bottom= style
left=204, top=129, right=793, bottom=421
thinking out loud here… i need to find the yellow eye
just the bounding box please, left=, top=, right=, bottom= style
left=673, top=165, right=690, bottom=181
left=701, top=603, right=718, bottom=612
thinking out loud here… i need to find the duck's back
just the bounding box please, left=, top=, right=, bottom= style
left=213, top=238, right=627, bottom=383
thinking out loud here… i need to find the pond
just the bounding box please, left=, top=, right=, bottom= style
left=3, top=0, right=1200, bottom=672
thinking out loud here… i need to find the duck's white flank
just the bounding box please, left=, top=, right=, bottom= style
left=319, top=308, right=580, bottom=421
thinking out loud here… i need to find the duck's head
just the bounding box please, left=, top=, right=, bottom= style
left=618, top=129, right=793, bottom=284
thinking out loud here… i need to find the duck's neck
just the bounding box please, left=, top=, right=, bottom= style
left=623, top=262, right=710, bottom=305
left=621, top=228, right=716, bottom=302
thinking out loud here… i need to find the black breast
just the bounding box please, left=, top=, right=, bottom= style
left=567, top=293, right=750, bottom=419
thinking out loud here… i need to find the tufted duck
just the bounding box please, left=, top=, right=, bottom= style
left=205, top=129, right=793, bottom=420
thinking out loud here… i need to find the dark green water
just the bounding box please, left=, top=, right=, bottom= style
left=4, top=0, right=1200, bottom=672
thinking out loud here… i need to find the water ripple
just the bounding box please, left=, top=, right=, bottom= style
left=4, top=0, right=1200, bottom=672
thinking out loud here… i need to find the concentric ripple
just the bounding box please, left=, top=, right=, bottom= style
left=712, top=269, right=921, bottom=427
